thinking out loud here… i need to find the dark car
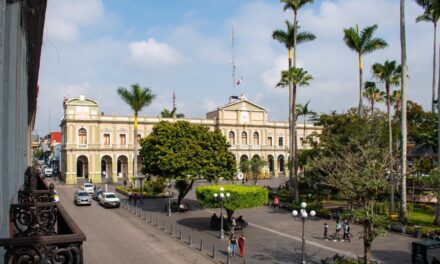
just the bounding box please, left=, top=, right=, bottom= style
left=93, top=189, right=103, bottom=201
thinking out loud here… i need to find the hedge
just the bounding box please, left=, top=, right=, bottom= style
left=195, top=185, right=268, bottom=211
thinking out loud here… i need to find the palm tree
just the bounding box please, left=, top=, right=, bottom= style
left=372, top=61, right=402, bottom=214
left=415, top=0, right=440, bottom=112
left=390, top=90, right=402, bottom=116
left=117, top=83, right=155, bottom=184
left=343, top=24, right=388, bottom=116
left=280, top=0, right=315, bottom=202
left=400, top=0, right=409, bottom=223
left=276, top=67, right=313, bottom=202
left=272, top=20, right=316, bottom=69
left=363, top=82, right=385, bottom=113
left=160, top=108, right=184, bottom=118
left=296, top=101, right=316, bottom=146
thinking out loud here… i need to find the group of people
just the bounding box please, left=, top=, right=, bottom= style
left=228, top=233, right=246, bottom=257
left=324, top=219, right=351, bottom=242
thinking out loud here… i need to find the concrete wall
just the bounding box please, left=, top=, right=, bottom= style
left=0, top=0, right=30, bottom=239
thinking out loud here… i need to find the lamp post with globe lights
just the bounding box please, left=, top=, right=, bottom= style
left=213, top=187, right=230, bottom=239
left=292, top=202, right=316, bottom=264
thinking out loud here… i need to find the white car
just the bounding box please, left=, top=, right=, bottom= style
left=98, top=192, right=120, bottom=208
left=82, top=183, right=94, bottom=194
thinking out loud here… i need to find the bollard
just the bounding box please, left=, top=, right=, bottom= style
left=145, top=210, right=148, bottom=221
left=189, top=231, right=192, bottom=246
left=157, top=215, right=160, bottom=227
left=200, top=236, right=204, bottom=252
left=162, top=220, right=165, bottom=230
left=171, top=224, right=174, bottom=237
left=180, top=227, right=183, bottom=241
left=212, top=244, right=215, bottom=259
left=227, top=253, right=230, bottom=264
left=243, top=257, right=246, bottom=264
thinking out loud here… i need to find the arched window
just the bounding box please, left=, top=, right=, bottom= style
left=228, top=131, right=235, bottom=145
left=78, top=128, right=87, bottom=144
left=253, top=132, right=259, bottom=145
left=241, top=131, right=247, bottom=145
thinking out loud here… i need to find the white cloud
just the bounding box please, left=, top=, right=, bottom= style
left=261, top=55, right=288, bottom=89
left=129, top=38, right=184, bottom=68
left=45, top=0, right=104, bottom=43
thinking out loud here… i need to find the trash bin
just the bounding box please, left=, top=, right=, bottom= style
left=415, top=226, right=422, bottom=239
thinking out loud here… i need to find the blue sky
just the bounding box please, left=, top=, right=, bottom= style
left=36, top=0, right=434, bottom=135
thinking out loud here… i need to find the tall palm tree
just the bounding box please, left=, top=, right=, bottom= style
left=390, top=90, right=402, bottom=115
left=276, top=67, right=313, bottom=202
left=280, top=0, right=314, bottom=202
left=296, top=101, right=316, bottom=146
left=415, top=0, right=440, bottom=112
left=272, top=20, right=316, bottom=70
left=117, top=83, right=155, bottom=184
left=363, top=82, right=385, bottom=113
left=400, top=0, right=409, bottom=223
left=372, top=61, right=402, bottom=214
left=343, top=24, right=388, bottom=116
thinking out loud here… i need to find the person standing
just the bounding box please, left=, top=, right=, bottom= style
left=229, top=234, right=237, bottom=257
left=334, top=220, right=341, bottom=241
left=344, top=220, right=351, bottom=242
left=324, top=223, right=329, bottom=241
left=273, top=196, right=279, bottom=209
left=123, top=178, right=127, bottom=188
left=238, top=234, right=246, bottom=257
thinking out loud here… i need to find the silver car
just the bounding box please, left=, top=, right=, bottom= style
left=74, top=191, right=92, bottom=206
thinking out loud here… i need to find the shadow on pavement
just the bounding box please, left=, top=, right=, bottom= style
left=176, top=217, right=212, bottom=231
left=372, top=250, right=412, bottom=263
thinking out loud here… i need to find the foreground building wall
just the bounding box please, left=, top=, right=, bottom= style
left=61, top=95, right=322, bottom=185
left=0, top=0, right=46, bottom=243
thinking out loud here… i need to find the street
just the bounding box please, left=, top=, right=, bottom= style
left=56, top=184, right=213, bottom=264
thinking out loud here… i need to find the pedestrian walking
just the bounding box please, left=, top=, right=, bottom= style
left=324, top=223, right=329, bottom=240
left=123, top=178, right=127, bottom=188
left=334, top=220, right=341, bottom=241
left=343, top=220, right=351, bottom=242
left=238, top=234, right=246, bottom=257
left=229, top=234, right=237, bottom=257
left=231, top=217, right=237, bottom=233
left=273, top=196, right=279, bottom=209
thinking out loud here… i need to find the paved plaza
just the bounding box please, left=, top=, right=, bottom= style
left=55, top=177, right=423, bottom=263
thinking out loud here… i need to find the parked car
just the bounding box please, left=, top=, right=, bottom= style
left=93, top=189, right=103, bottom=201
left=82, top=183, right=94, bottom=194
left=98, top=192, right=120, bottom=208
left=74, top=191, right=92, bottom=206
left=44, top=167, right=53, bottom=177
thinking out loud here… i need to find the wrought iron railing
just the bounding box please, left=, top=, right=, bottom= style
left=0, top=167, right=86, bottom=263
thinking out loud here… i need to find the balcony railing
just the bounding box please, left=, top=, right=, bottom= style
left=0, top=167, right=86, bottom=263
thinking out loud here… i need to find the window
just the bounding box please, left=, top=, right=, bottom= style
left=278, top=137, right=284, bottom=147
left=119, top=134, right=126, bottom=145
left=267, top=137, right=273, bottom=146
left=104, top=134, right=110, bottom=146
left=78, top=128, right=87, bottom=144
left=228, top=131, right=235, bottom=145
left=241, top=132, right=247, bottom=145
left=253, top=132, right=259, bottom=145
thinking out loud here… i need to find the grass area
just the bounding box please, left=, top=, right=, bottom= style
left=408, top=207, right=437, bottom=231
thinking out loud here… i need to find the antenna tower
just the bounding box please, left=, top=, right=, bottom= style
left=172, top=91, right=176, bottom=111
left=231, top=25, right=236, bottom=90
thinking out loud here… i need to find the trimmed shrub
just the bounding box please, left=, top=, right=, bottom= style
left=195, top=185, right=268, bottom=211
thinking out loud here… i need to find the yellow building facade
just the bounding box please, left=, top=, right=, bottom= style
left=60, top=95, right=321, bottom=185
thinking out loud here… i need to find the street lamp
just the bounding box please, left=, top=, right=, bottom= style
left=292, top=202, right=316, bottom=264
left=213, top=187, right=230, bottom=239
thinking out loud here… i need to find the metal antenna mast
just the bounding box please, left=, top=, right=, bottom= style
left=172, top=91, right=176, bottom=111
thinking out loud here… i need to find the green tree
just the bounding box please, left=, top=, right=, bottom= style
left=363, top=82, right=385, bottom=114
left=276, top=67, right=313, bottom=202
left=296, top=101, right=316, bottom=146
left=34, top=148, right=44, bottom=159
left=240, top=156, right=268, bottom=185
left=425, top=169, right=440, bottom=225
left=117, top=83, right=155, bottom=183
left=160, top=108, right=184, bottom=118
left=309, top=116, right=389, bottom=264
left=400, top=0, right=409, bottom=223
left=196, top=185, right=268, bottom=221
left=139, top=121, right=236, bottom=204
left=372, top=60, right=402, bottom=214
left=415, top=0, right=440, bottom=112
left=343, top=24, right=388, bottom=116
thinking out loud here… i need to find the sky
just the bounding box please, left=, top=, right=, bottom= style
left=36, top=0, right=436, bottom=135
